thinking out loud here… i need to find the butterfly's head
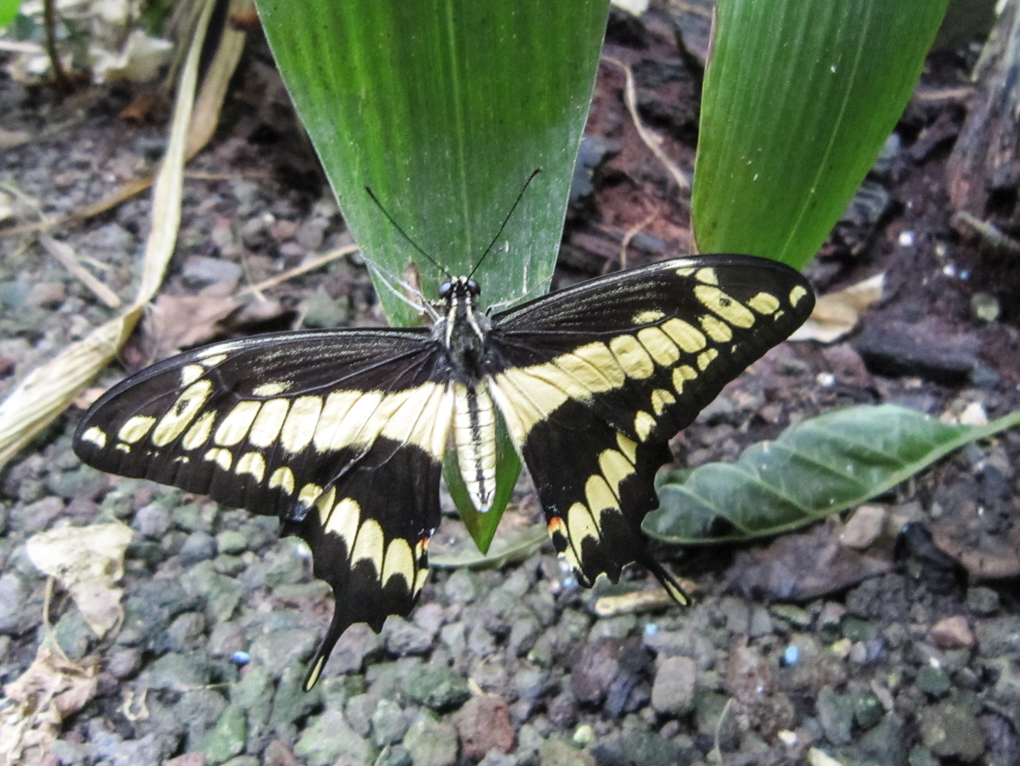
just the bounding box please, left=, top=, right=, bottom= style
left=438, top=277, right=480, bottom=303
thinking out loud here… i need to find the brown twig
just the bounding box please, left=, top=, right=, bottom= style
left=43, top=0, right=72, bottom=92
left=954, top=211, right=1020, bottom=256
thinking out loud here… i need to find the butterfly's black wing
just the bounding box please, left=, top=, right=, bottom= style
left=74, top=328, right=453, bottom=689
left=485, top=255, right=814, bottom=597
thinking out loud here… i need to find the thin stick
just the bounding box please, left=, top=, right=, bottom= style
left=38, top=233, right=123, bottom=309
left=238, top=244, right=360, bottom=295
left=603, top=56, right=691, bottom=195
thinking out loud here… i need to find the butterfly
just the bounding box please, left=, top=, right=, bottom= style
left=74, top=252, right=813, bottom=689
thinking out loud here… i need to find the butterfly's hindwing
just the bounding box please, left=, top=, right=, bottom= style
left=486, top=255, right=814, bottom=594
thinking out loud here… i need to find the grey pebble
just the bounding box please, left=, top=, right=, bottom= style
left=372, top=697, right=410, bottom=746
left=248, top=628, right=319, bottom=680
left=179, top=531, right=217, bottom=566
left=405, top=662, right=471, bottom=710
left=650, top=656, right=696, bottom=716
left=294, top=709, right=377, bottom=766
left=402, top=713, right=459, bottom=766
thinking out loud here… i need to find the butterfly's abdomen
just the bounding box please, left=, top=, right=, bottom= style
left=452, top=381, right=497, bottom=512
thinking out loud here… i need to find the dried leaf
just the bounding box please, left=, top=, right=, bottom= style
left=790, top=272, right=885, bottom=343
left=0, top=647, right=98, bottom=766
left=26, top=523, right=134, bottom=636
left=145, top=293, right=241, bottom=360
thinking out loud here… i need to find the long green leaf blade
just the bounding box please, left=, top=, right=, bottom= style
left=645, top=404, right=1020, bottom=544
left=692, top=0, right=949, bottom=268
left=254, top=0, right=609, bottom=326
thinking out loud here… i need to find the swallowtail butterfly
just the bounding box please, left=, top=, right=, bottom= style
left=74, top=253, right=813, bottom=689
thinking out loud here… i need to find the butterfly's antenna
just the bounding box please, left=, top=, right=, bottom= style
left=365, top=187, right=451, bottom=279
left=468, top=168, right=543, bottom=280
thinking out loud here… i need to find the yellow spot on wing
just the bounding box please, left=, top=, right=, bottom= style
left=215, top=401, right=262, bottom=446
left=182, top=411, right=216, bottom=450
left=118, top=415, right=156, bottom=444
left=298, top=483, right=322, bottom=508
left=699, top=315, right=733, bottom=343
left=695, top=285, right=755, bottom=328
left=637, top=327, right=680, bottom=366
left=599, top=449, right=634, bottom=496
left=572, top=343, right=626, bottom=387
left=568, top=502, right=600, bottom=543
left=236, top=451, right=266, bottom=483
left=380, top=383, right=454, bottom=456
left=492, top=369, right=569, bottom=445
left=203, top=447, right=233, bottom=470
left=650, top=388, right=676, bottom=415
left=632, top=309, right=665, bottom=325
left=747, top=292, right=781, bottom=315
left=661, top=318, right=707, bottom=352
left=268, top=466, right=295, bottom=495
left=315, top=487, right=336, bottom=523
left=382, top=538, right=415, bottom=588
left=789, top=284, right=808, bottom=308
left=616, top=433, right=637, bottom=464
left=313, top=391, right=364, bottom=451
left=634, top=410, right=656, bottom=441
left=695, top=267, right=718, bottom=285
left=253, top=381, right=291, bottom=397
left=585, top=474, right=617, bottom=514
left=200, top=353, right=227, bottom=367
left=609, top=335, right=654, bottom=379
left=414, top=566, right=429, bottom=595
left=81, top=426, right=107, bottom=448
left=280, top=396, right=323, bottom=453
left=672, top=365, right=697, bottom=394
left=697, top=348, right=719, bottom=371
left=351, top=518, right=385, bottom=571
left=152, top=380, right=213, bottom=446
left=249, top=399, right=290, bottom=447
left=325, top=497, right=360, bottom=550
left=181, top=365, right=204, bottom=386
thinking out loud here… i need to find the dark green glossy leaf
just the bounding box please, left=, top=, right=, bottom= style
left=645, top=404, right=1020, bottom=544
left=692, top=0, right=949, bottom=268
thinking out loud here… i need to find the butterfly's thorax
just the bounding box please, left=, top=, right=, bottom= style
left=432, top=277, right=498, bottom=512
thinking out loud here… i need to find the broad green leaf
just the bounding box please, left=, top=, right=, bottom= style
left=254, top=0, right=609, bottom=326
left=692, top=0, right=949, bottom=268
left=428, top=524, right=548, bottom=570
left=0, top=0, right=21, bottom=29
left=443, top=412, right=521, bottom=553
left=644, top=404, right=1020, bottom=544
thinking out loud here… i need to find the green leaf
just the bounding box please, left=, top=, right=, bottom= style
left=254, top=0, right=610, bottom=327
left=442, top=412, right=521, bottom=554
left=0, top=0, right=22, bottom=29
left=692, top=0, right=950, bottom=268
left=428, top=523, right=548, bottom=570
left=644, top=404, right=1020, bottom=544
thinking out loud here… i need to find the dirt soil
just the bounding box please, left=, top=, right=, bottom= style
left=0, top=6, right=1019, bottom=766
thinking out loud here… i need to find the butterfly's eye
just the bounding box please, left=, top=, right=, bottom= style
left=466, top=279, right=480, bottom=296
left=438, top=282, right=452, bottom=299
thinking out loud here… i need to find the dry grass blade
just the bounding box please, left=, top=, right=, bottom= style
left=0, top=0, right=218, bottom=472
left=38, top=233, right=123, bottom=309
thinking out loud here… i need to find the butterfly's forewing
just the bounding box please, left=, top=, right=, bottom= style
left=486, top=255, right=814, bottom=595
left=74, top=328, right=453, bottom=689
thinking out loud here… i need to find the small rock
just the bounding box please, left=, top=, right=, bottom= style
left=976, top=616, right=1020, bottom=657
left=106, top=647, right=142, bottom=679
left=540, top=738, right=595, bottom=766
left=371, top=698, right=409, bottom=747
left=248, top=628, right=319, bottom=680
left=53, top=609, right=97, bottom=661
left=403, top=713, right=459, bottom=766
left=215, top=530, right=247, bottom=555
left=327, top=622, right=383, bottom=674
left=163, top=753, right=206, bottom=766
left=444, top=569, right=481, bottom=604
left=202, top=705, right=247, bottom=765
left=181, top=256, right=242, bottom=290
left=930, top=616, right=974, bottom=649
left=262, top=740, right=300, bottom=766
left=650, top=656, right=696, bottom=715
left=0, top=573, right=33, bottom=634
left=180, top=532, right=217, bottom=566
left=413, top=602, right=445, bottom=636
left=141, top=652, right=211, bottom=691
left=208, top=621, right=248, bottom=658
left=12, top=495, right=65, bottom=533
left=295, top=709, right=377, bottom=766
left=842, top=504, right=886, bottom=548
left=385, top=616, right=434, bottom=655
left=453, top=695, right=515, bottom=759
left=547, top=690, right=578, bottom=728
left=571, top=637, right=649, bottom=717
left=816, top=685, right=853, bottom=745
left=376, top=745, right=414, bottom=766
left=345, top=693, right=376, bottom=738
left=27, top=281, right=66, bottom=308
left=965, top=586, right=999, bottom=616
left=915, top=666, right=951, bottom=697
left=918, top=701, right=985, bottom=761
left=161, top=612, right=207, bottom=653
left=619, top=715, right=692, bottom=766
left=405, top=662, right=471, bottom=710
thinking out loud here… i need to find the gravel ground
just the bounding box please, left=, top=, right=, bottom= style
left=1, top=8, right=1020, bottom=766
